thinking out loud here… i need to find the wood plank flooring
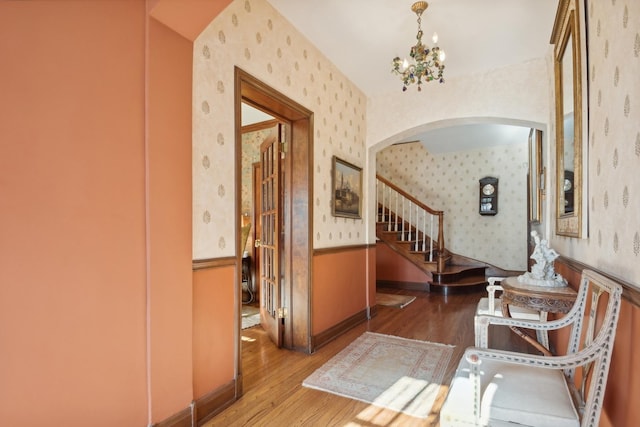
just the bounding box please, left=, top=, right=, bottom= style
left=204, top=288, right=533, bottom=427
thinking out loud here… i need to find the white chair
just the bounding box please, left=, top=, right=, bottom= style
left=474, top=277, right=548, bottom=349
left=441, top=269, right=623, bottom=427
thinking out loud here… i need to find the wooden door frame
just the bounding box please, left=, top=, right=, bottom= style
left=234, top=67, right=313, bottom=393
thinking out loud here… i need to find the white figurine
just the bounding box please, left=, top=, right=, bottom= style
left=518, top=231, right=567, bottom=287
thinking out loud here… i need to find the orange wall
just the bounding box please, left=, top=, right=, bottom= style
left=367, top=246, right=377, bottom=307
left=0, top=0, right=233, bottom=425
left=147, top=0, right=234, bottom=416
left=376, top=242, right=431, bottom=283
left=192, top=265, right=236, bottom=398
left=149, top=0, right=231, bottom=41
left=0, top=1, right=148, bottom=425
left=312, top=248, right=371, bottom=334
left=147, top=16, right=194, bottom=421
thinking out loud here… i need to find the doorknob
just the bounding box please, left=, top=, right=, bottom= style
left=254, top=239, right=261, bottom=248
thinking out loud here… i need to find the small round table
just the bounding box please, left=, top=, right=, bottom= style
left=501, top=276, right=577, bottom=355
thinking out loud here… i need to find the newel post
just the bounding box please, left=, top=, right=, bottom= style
left=437, top=211, right=446, bottom=273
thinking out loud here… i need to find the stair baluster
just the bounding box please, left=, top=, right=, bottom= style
left=394, top=190, right=399, bottom=231
left=386, top=184, right=392, bottom=231
left=376, top=180, right=384, bottom=222
left=422, top=211, right=427, bottom=252
left=408, top=200, right=412, bottom=242
left=376, top=174, right=446, bottom=274
left=414, top=204, right=420, bottom=252
left=401, top=197, right=405, bottom=241
left=376, top=175, right=493, bottom=291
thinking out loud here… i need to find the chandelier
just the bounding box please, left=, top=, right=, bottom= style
left=391, top=1, right=446, bottom=91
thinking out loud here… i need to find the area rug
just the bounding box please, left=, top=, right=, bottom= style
left=377, top=292, right=416, bottom=308
left=302, top=332, right=454, bottom=418
left=242, top=305, right=261, bottom=329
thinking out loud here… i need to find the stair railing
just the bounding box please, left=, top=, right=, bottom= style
left=376, top=175, right=446, bottom=273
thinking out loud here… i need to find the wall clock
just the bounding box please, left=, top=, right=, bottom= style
left=479, top=176, right=498, bottom=215
left=563, top=170, right=574, bottom=213
left=482, top=183, right=496, bottom=195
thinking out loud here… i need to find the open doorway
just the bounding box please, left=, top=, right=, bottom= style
left=235, top=68, right=314, bottom=395
left=239, top=103, right=279, bottom=332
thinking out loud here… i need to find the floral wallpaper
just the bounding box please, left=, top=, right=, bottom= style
left=193, top=0, right=367, bottom=259
left=377, top=141, right=529, bottom=271
left=241, top=126, right=276, bottom=215
left=550, top=0, right=640, bottom=286
left=190, top=0, right=639, bottom=288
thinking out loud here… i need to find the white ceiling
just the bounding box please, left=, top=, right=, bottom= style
left=243, top=0, right=559, bottom=151
left=268, top=0, right=558, bottom=96
left=410, top=123, right=532, bottom=154
left=242, top=103, right=274, bottom=126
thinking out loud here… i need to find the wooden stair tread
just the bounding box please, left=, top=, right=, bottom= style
left=376, top=200, right=488, bottom=292
left=433, top=266, right=486, bottom=276
left=428, top=274, right=488, bottom=294
left=432, top=275, right=487, bottom=285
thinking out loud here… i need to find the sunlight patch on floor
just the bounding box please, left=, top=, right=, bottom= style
left=344, top=376, right=446, bottom=426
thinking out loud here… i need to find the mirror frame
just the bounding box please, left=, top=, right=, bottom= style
left=551, top=0, right=587, bottom=238
left=528, top=128, right=543, bottom=223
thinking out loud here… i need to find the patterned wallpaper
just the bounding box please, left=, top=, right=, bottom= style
left=550, top=0, right=640, bottom=286
left=192, top=0, right=367, bottom=259
left=364, top=59, right=553, bottom=270
left=241, top=126, right=276, bottom=215
left=377, top=141, right=529, bottom=271
left=366, top=58, right=551, bottom=151
left=191, top=0, right=639, bottom=287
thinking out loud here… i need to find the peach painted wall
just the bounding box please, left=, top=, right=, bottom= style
left=0, top=0, right=233, bottom=425
left=552, top=261, right=640, bottom=427
left=376, top=243, right=431, bottom=284
left=149, top=0, right=230, bottom=42
left=147, top=0, right=233, bottom=422
left=149, top=0, right=236, bottom=421
left=0, top=1, right=148, bottom=425
left=192, top=265, right=235, bottom=399
left=367, top=246, right=377, bottom=308
left=147, top=16, right=194, bottom=422
left=312, top=248, right=370, bottom=335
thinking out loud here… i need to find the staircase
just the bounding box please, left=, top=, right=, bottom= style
left=377, top=175, right=502, bottom=294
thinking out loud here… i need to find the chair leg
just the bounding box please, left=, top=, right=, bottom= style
left=474, top=317, right=481, bottom=347
left=474, top=316, right=490, bottom=348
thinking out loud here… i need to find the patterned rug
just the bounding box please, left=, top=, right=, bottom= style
left=303, top=332, right=454, bottom=418
left=242, top=305, right=261, bottom=329
left=376, top=292, right=417, bottom=308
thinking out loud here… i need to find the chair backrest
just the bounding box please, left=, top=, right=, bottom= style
left=563, top=269, right=622, bottom=426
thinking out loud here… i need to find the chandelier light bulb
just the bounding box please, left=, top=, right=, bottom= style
left=391, top=1, right=446, bottom=91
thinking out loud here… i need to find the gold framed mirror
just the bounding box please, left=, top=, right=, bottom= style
left=528, top=128, right=543, bottom=223
left=551, top=0, right=587, bottom=238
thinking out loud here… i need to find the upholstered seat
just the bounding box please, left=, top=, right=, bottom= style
left=441, top=269, right=623, bottom=427
left=474, top=277, right=548, bottom=348
left=443, top=356, right=579, bottom=427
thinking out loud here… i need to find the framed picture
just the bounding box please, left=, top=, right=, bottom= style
left=332, top=156, right=362, bottom=219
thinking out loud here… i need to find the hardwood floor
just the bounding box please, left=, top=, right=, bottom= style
left=204, top=288, right=533, bottom=427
